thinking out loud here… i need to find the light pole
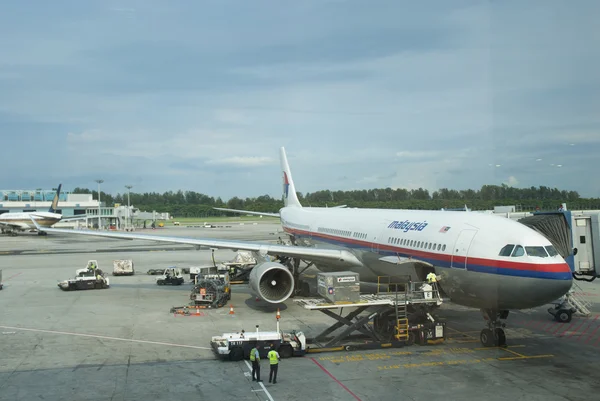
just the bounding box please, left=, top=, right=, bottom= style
left=125, top=185, right=133, bottom=231
left=94, top=179, right=104, bottom=229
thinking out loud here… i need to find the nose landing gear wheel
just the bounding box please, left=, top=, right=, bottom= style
left=480, top=329, right=495, bottom=347
left=480, top=328, right=507, bottom=347
left=495, top=328, right=507, bottom=347
left=555, top=309, right=572, bottom=323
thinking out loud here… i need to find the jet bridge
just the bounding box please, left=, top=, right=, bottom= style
left=517, top=209, right=599, bottom=281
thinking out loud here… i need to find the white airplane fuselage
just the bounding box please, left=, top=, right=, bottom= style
left=279, top=206, right=573, bottom=311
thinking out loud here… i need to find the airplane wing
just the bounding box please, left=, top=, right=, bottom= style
left=30, top=218, right=362, bottom=267
left=213, top=207, right=280, bottom=217
left=0, top=221, right=30, bottom=230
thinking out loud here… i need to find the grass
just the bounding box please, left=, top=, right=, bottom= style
left=164, top=216, right=280, bottom=224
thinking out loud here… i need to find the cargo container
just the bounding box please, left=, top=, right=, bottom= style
left=317, top=271, right=360, bottom=303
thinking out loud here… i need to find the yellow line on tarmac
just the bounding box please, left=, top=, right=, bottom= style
left=500, top=348, right=526, bottom=358
left=473, top=345, right=526, bottom=351
left=498, top=355, right=554, bottom=361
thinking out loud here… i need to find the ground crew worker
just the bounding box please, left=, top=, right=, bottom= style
left=426, top=272, right=437, bottom=283
left=267, top=345, right=280, bottom=384
left=250, top=345, right=262, bottom=382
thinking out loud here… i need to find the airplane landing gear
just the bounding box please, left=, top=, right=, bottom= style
left=480, top=309, right=509, bottom=347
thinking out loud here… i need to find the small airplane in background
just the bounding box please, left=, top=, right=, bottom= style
left=0, top=184, right=86, bottom=236
left=33, top=148, right=573, bottom=347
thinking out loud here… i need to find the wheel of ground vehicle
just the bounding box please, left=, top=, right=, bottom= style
left=229, top=347, right=243, bottom=361
left=279, top=345, right=293, bottom=358
left=157, top=280, right=165, bottom=285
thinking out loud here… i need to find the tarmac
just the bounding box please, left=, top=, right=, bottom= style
left=1, top=223, right=599, bottom=401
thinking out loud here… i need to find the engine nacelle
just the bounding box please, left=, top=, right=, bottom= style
left=249, top=262, right=294, bottom=304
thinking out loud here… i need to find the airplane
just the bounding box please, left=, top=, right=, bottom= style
left=32, top=148, right=573, bottom=347
left=0, top=185, right=64, bottom=236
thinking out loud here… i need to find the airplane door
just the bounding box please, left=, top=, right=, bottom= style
left=451, top=229, right=477, bottom=269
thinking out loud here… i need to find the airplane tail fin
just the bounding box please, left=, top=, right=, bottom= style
left=279, top=147, right=302, bottom=208
left=48, top=184, right=62, bottom=213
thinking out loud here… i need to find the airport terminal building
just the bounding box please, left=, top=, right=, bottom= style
left=0, top=189, right=169, bottom=229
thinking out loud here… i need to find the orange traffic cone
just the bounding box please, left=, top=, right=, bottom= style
left=229, top=305, right=235, bottom=315
left=276, top=308, right=281, bottom=320
left=196, top=307, right=200, bottom=316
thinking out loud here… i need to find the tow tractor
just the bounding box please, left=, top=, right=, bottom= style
left=211, top=312, right=306, bottom=361
left=156, top=267, right=185, bottom=286
left=58, top=261, right=109, bottom=291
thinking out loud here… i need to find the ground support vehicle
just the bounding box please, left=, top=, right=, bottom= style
left=58, top=264, right=109, bottom=291
left=211, top=326, right=306, bottom=361
left=112, top=260, right=134, bottom=276
left=293, top=279, right=446, bottom=352
left=189, top=267, right=231, bottom=307
left=156, top=267, right=185, bottom=286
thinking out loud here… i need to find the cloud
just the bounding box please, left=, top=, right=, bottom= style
left=504, top=176, right=519, bottom=187
left=0, top=1, right=598, bottom=199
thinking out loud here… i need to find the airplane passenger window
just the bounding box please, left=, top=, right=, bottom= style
left=511, top=245, right=525, bottom=257
left=545, top=246, right=559, bottom=257
left=499, top=244, right=515, bottom=257
left=525, top=246, right=549, bottom=258
left=442, top=245, right=446, bottom=251
left=437, top=244, right=441, bottom=251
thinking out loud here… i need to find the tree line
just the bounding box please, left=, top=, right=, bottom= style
left=69, top=184, right=600, bottom=218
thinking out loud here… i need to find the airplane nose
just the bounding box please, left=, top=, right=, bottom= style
left=539, top=262, right=573, bottom=304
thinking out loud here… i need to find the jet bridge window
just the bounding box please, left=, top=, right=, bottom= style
left=499, top=244, right=515, bottom=257
left=525, top=246, right=549, bottom=258
left=511, top=245, right=525, bottom=257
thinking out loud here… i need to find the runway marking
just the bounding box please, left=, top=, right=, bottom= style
left=0, top=325, right=212, bottom=350
left=243, top=360, right=274, bottom=401
left=310, top=357, right=363, bottom=401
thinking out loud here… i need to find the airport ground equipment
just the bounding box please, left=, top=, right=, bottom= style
left=548, top=281, right=592, bottom=322
left=189, top=267, right=231, bottom=307
left=148, top=267, right=189, bottom=275
left=156, top=267, right=185, bottom=286
left=294, top=277, right=445, bottom=350
left=211, top=322, right=306, bottom=361
left=317, top=271, right=360, bottom=303
left=112, top=259, right=135, bottom=276
left=58, top=266, right=109, bottom=291
left=193, top=250, right=257, bottom=283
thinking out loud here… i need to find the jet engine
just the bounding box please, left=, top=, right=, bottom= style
left=249, top=262, right=295, bottom=304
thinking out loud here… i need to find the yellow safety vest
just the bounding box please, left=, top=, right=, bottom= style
left=250, top=348, right=258, bottom=361
left=268, top=350, right=279, bottom=365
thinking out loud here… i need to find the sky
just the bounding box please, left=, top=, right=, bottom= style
left=1, top=0, right=599, bottom=200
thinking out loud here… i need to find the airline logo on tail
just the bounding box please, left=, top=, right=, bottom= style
left=283, top=172, right=290, bottom=199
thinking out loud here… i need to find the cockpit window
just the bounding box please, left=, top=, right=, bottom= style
left=511, top=245, right=525, bottom=257
left=499, top=244, right=515, bottom=257
left=525, top=246, right=549, bottom=258
left=545, top=246, right=559, bottom=257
